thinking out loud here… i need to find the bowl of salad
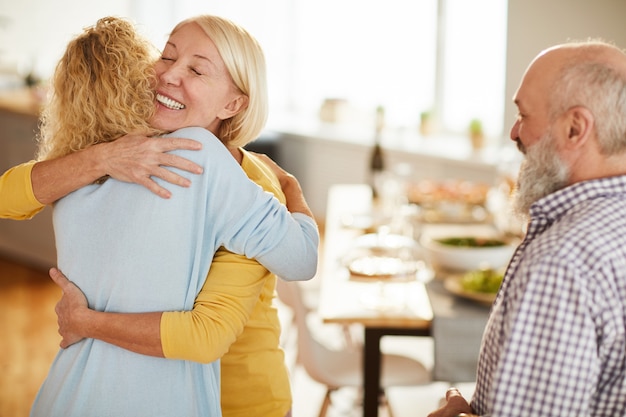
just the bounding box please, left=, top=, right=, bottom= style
left=421, top=234, right=516, bottom=272
left=444, top=268, right=504, bottom=306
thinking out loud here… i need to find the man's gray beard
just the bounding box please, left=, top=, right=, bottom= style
left=512, top=132, right=570, bottom=220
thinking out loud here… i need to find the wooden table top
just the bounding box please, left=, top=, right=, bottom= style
left=317, top=184, right=433, bottom=328
left=317, top=183, right=494, bottom=383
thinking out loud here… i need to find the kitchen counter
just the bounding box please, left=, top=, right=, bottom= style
left=270, top=116, right=519, bottom=219
left=0, top=87, right=43, bottom=117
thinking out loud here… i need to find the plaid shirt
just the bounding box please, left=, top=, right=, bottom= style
left=472, top=175, right=626, bottom=417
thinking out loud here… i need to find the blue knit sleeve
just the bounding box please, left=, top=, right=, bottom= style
left=163, top=127, right=319, bottom=281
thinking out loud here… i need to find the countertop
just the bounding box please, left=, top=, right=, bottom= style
left=0, top=88, right=44, bottom=117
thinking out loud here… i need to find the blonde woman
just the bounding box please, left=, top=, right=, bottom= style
left=30, top=16, right=317, bottom=417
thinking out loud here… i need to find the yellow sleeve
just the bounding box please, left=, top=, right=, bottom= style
left=160, top=149, right=284, bottom=363
left=0, top=161, right=45, bottom=220
left=161, top=249, right=270, bottom=363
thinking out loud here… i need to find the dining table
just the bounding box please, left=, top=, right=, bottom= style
left=317, top=184, right=495, bottom=417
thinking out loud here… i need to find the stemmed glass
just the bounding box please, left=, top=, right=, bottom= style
left=347, top=218, right=429, bottom=312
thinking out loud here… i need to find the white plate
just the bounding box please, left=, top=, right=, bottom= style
left=443, top=275, right=497, bottom=306
left=354, top=233, right=417, bottom=250
left=348, top=255, right=420, bottom=279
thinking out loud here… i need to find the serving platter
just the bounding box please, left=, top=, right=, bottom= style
left=443, top=275, right=497, bottom=306
left=347, top=255, right=421, bottom=279
left=407, top=179, right=492, bottom=224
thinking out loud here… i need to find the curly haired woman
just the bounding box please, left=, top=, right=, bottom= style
left=29, top=16, right=317, bottom=417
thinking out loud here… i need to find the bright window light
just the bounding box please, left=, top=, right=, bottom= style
left=135, top=0, right=507, bottom=137
left=288, top=0, right=438, bottom=129
left=440, top=0, right=508, bottom=136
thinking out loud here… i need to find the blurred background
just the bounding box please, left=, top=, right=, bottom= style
left=3, top=0, right=626, bottom=221
left=2, top=1, right=626, bottom=416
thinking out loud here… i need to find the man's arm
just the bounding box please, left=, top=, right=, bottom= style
left=32, top=133, right=204, bottom=204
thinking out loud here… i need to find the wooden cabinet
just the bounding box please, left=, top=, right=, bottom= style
left=0, top=90, right=56, bottom=269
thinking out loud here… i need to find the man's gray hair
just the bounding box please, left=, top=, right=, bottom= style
left=550, top=42, right=626, bottom=155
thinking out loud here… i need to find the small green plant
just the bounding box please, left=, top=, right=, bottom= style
left=469, top=118, right=483, bottom=135
left=419, top=110, right=434, bottom=136
left=468, top=118, right=485, bottom=150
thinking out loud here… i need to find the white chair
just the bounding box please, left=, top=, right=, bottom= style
left=276, top=280, right=431, bottom=417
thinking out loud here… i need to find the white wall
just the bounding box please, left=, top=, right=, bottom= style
left=503, top=0, right=626, bottom=134
left=0, top=0, right=266, bottom=80
left=0, top=0, right=132, bottom=78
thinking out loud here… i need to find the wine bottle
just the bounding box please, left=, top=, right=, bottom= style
left=369, top=106, right=386, bottom=199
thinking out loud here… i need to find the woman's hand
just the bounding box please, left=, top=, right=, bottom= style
left=32, top=134, right=204, bottom=204
left=250, top=153, right=294, bottom=189
left=251, top=153, right=314, bottom=218
left=49, top=268, right=90, bottom=348
left=97, top=133, right=204, bottom=198
left=427, top=387, right=475, bottom=417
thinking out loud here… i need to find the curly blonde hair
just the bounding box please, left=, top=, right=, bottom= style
left=37, top=16, right=162, bottom=161
left=172, top=15, right=269, bottom=148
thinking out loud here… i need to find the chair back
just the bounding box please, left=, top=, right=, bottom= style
left=276, top=280, right=431, bottom=391
left=276, top=280, right=363, bottom=388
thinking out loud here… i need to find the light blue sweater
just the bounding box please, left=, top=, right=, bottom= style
left=30, top=127, right=318, bottom=417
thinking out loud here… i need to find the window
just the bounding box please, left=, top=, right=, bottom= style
left=440, top=0, right=508, bottom=136
left=134, top=0, right=507, bottom=138
left=288, top=0, right=439, bottom=130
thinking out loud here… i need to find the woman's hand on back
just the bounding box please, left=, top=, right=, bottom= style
left=97, top=133, right=204, bottom=198
left=49, top=268, right=89, bottom=348
left=250, top=152, right=294, bottom=190
left=251, top=152, right=314, bottom=218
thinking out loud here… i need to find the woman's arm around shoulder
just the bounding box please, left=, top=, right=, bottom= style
left=250, top=153, right=319, bottom=281
left=181, top=129, right=320, bottom=282
left=31, top=132, right=204, bottom=204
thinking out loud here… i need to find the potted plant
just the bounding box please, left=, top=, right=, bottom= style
left=419, top=111, right=434, bottom=136
left=468, top=118, right=485, bottom=150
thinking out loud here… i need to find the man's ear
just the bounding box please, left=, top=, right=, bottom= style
left=564, top=106, right=594, bottom=149
left=218, top=94, right=249, bottom=120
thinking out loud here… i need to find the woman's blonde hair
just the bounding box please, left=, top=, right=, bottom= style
left=37, top=16, right=161, bottom=161
left=171, top=15, right=269, bottom=148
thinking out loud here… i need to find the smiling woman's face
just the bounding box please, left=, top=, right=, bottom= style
left=150, top=22, right=244, bottom=135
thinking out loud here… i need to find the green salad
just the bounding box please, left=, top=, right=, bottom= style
left=436, top=237, right=507, bottom=247
left=461, top=268, right=504, bottom=293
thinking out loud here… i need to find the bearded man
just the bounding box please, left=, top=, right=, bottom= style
left=430, top=40, right=626, bottom=417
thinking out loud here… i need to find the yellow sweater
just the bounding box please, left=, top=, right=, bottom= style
left=1, top=154, right=292, bottom=417
left=0, top=161, right=44, bottom=219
